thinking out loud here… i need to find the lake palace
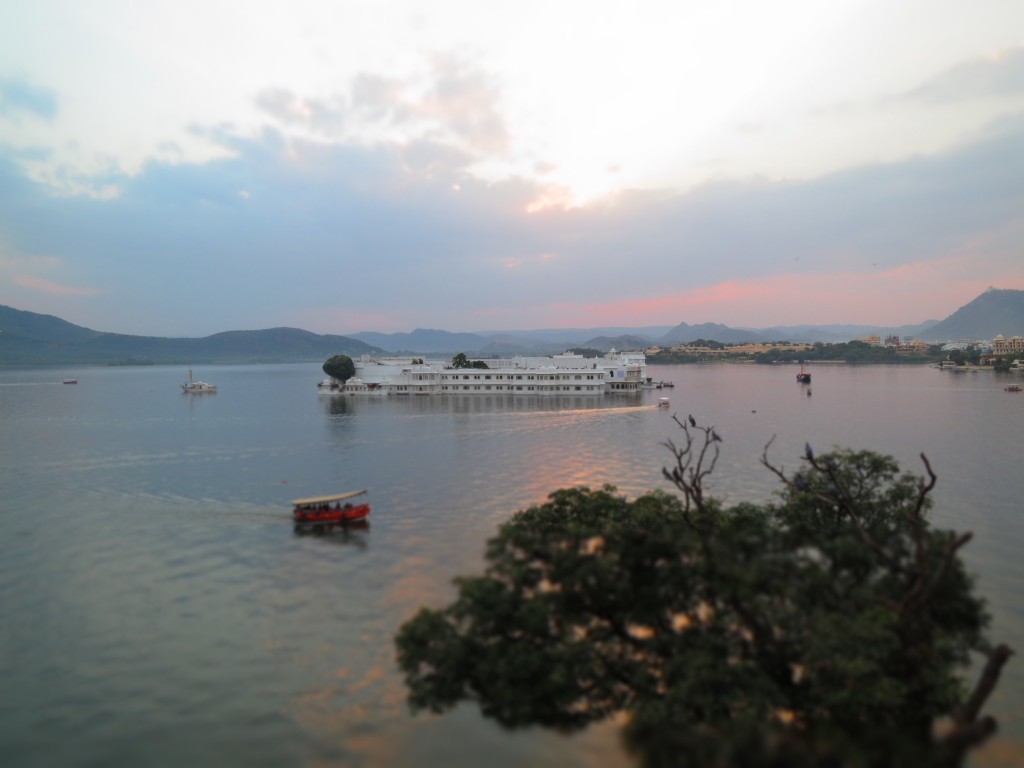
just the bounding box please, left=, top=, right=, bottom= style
left=319, top=350, right=648, bottom=396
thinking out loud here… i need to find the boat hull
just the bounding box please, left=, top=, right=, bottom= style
left=293, top=502, right=371, bottom=526
left=182, top=384, right=218, bottom=393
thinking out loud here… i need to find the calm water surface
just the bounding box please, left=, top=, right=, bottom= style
left=1, top=363, right=1021, bottom=767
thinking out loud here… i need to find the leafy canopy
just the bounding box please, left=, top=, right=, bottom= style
left=322, top=354, right=355, bottom=382
left=451, top=352, right=489, bottom=369
left=395, top=417, right=1010, bottom=767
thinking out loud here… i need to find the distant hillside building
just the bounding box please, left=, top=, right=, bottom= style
left=895, top=339, right=930, bottom=355
left=858, top=334, right=882, bottom=346
left=992, top=335, right=1024, bottom=355
left=663, top=341, right=811, bottom=357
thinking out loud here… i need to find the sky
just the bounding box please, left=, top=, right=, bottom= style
left=1, top=0, right=1022, bottom=337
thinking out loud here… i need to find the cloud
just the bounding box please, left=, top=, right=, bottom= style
left=254, top=88, right=349, bottom=134
left=0, top=107, right=1020, bottom=335
left=416, top=54, right=510, bottom=155
left=521, top=258, right=1011, bottom=330
left=350, top=73, right=413, bottom=124
left=13, top=275, right=97, bottom=296
left=255, top=55, right=509, bottom=162
left=0, top=76, right=58, bottom=122
left=905, top=46, right=1024, bottom=103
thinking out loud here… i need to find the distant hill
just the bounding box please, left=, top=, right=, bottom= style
left=659, top=322, right=770, bottom=345
left=584, top=334, right=657, bottom=352
left=0, top=305, right=381, bottom=366
left=917, top=288, right=1024, bottom=341
left=348, top=327, right=675, bottom=356
left=479, top=326, right=673, bottom=345
left=475, top=338, right=562, bottom=356
left=348, top=328, right=491, bottom=354
left=754, top=322, right=939, bottom=344
left=3, top=288, right=1019, bottom=366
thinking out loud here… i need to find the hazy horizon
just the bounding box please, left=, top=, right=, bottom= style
left=5, top=299, right=945, bottom=341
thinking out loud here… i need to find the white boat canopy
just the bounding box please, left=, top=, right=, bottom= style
left=291, top=490, right=368, bottom=507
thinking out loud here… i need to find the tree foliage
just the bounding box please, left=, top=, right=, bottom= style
left=647, top=340, right=944, bottom=365
left=991, top=355, right=1016, bottom=372
left=750, top=341, right=939, bottom=364
left=451, top=352, right=489, bottom=369
left=322, top=354, right=355, bottom=383
left=395, top=417, right=1010, bottom=767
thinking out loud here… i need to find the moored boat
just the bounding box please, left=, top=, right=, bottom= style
left=292, top=490, right=370, bottom=528
left=657, top=397, right=671, bottom=407
left=181, top=368, right=217, bottom=394
left=796, top=364, right=812, bottom=384
left=1006, top=385, right=1022, bottom=393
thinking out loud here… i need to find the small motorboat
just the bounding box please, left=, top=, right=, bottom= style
left=657, top=397, right=671, bottom=407
left=1005, top=385, right=1022, bottom=392
left=292, top=490, right=370, bottom=529
left=181, top=367, right=217, bottom=394
left=63, top=379, right=78, bottom=384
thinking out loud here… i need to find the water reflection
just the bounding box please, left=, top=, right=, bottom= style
left=292, top=521, right=370, bottom=548
left=318, top=392, right=644, bottom=416
left=323, top=397, right=351, bottom=416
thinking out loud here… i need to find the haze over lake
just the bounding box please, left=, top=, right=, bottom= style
left=1, top=362, right=1021, bottom=767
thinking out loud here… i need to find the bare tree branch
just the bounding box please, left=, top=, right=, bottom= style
left=937, top=644, right=1015, bottom=767
left=957, top=644, right=1014, bottom=726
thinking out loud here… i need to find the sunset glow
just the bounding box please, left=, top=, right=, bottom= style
left=0, top=1, right=1021, bottom=335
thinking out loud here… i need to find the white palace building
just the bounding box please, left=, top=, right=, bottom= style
left=318, top=350, right=648, bottom=397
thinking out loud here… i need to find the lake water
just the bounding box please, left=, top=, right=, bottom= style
left=1, top=362, right=1022, bottom=767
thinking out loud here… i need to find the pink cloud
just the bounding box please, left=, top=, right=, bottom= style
left=478, top=258, right=1023, bottom=331
left=14, top=275, right=98, bottom=296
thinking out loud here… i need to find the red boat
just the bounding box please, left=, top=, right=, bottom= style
left=292, top=490, right=370, bottom=528
left=796, top=364, right=812, bottom=384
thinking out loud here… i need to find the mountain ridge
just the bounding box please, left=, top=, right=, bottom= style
left=916, top=288, right=1024, bottom=341
left=2, top=288, right=1021, bottom=365
left=0, top=305, right=382, bottom=366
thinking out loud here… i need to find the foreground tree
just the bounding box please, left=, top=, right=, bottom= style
left=322, top=354, right=355, bottom=383
left=395, top=417, right=1010, bottom=767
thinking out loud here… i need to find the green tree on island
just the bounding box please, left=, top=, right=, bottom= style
left=322, top=354, right=355, bottom=383
left=395, top=417, right=1011, bottom=767
left=451, top=352, right=489, bottom=369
